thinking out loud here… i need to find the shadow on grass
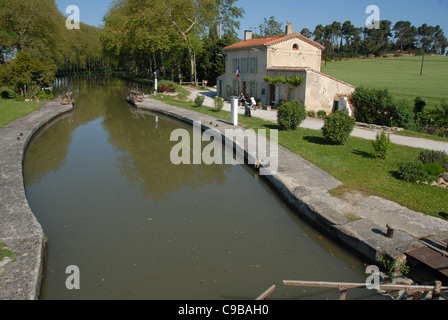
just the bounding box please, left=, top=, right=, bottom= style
left=353, top=150, right=375, bottom=159
left=389, top=170, right=402, bottom=180
left=439, top=212, right=448, bottom=220
left=303, top=136, right=326, bottom=145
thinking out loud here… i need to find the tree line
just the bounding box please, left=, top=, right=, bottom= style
left=0, top=0, right=105, bottom=98
left=1, top=0, right=447, bottom=98
left=100, top=0, right=244, bottom=85
left=298, top=20, right=448, bottom=59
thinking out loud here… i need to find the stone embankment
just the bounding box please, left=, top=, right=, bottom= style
left=0, top=95, right=447, bottom=299
left=0, top=100, right=74, bottom=300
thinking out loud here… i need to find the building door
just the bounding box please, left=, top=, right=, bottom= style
left=269, top=84, right=276, bottom=106
left=289, top=87, right=295, bottom=102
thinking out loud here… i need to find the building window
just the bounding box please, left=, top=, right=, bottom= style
left=232, top=58, right=239, bottom=73
left=250, top=57, right=258, bottom=74
left=250, top=81, right=257, bottom=98
left=232, top=79, right=239, bottom=96
left=293, top=44, right=299, bottom=50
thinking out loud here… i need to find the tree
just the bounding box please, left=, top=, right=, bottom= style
left=330, top=21, right=342, bottom=50
left=0, top=0, right=105, bottom=74
left=197, top=30, right=237, bottom=86
left=300, top=28, right=312, bottom=38
left=0, top=0, right=67, bottom=66
left=341, top=21, right=362, bottom=57
left=313, top=24, right=325, bottom=44
left=255, top=16, right=283, bottom=38
left=362, top=20, right=392, bottom=56
left=417, top=23, right=435, bottom=53
left=0, top=52, right=55, bottom=98
left=215, top=0, right=245, bottom=39
left=102, top=0, right=244, bottom=83
left=433, top=25, right=448, bottom=55
left=393, top=21, right=417, bottom=53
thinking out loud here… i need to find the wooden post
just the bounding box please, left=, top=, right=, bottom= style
left=420, top=48, right=425, bottom=76
left=339, top=285, right=347, bottom=300
left=406, top=288, right=415, bottom=300
left=255, top=285, right=276, bottom=300
left=432, top=281, right=442, bottom=300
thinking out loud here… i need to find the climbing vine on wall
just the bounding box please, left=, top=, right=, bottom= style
left=264, top=75, right=303, bottom=87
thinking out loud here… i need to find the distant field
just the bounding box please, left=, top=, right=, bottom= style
left=321, top=55, right=448, bottom=108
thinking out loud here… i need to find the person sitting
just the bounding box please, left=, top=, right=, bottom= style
left=238, top=92, right=246, bottom=107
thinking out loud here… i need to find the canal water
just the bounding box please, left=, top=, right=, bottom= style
left=23, top=75, right=383, bottom=300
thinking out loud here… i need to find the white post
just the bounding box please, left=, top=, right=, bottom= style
left=231, top=96, right=238, bottom=126
left=154, top=72, right=158, bottom=94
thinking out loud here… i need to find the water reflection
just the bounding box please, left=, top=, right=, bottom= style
left=23, top=75, right=383, bottom=300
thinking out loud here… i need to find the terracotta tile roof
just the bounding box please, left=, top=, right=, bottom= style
left=223, top=32, right=325, bottom=51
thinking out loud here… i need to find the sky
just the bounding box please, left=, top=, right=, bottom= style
left=55, top=0, right=448, bottom=39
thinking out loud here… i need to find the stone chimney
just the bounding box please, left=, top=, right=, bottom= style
left=244, top=30, right=253, bottom=41
left=285, top=21, right=293, bottom=35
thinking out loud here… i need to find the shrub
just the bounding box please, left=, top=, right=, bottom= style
left=37, top=89, right=54, bottom=100
left=194, top=94, right=205, bottom=107
left=322, top=111, right=356, bottom=145
left=213, top=96, right=224, bottom=112
left=317, top=110, right=326, bottom=118
left=350, top=87, right=414, bottom=129
left=397, top=161, right=429, bottom=183
left=277, top=100, right=306, bottom=131
left=307, top=110, right=315, bottom=118
left=416, top=106, right=448, bottom=138
left=417, top=150, right=448, bottom=170
left=413, top=97, right=426, bottom=116
left=372, top=131, right=392, bottom=159
left=159, top=84, right=175, bottom=93
left=1, top=90, right=10, bottom=99
left=388, top=99, right=414, bottom=129
left=424, top=163, right=445, bottom=177
left=351, top=87, right=393, bottom=125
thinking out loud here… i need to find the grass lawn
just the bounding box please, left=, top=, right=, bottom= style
left=0, top=241, right=15, bottom=262
left=321, top=55, right=448, bottom=108
left=0, top=100, right=43, bottom=128
left=153, top=91, right=448, bottom=219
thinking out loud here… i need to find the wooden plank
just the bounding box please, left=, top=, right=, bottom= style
left=282, top=280, right=448, bottom=291
left=255, top=285, right=276, bottom=300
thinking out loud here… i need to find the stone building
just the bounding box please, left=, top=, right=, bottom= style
left=216, top=22, right=356, bottom=113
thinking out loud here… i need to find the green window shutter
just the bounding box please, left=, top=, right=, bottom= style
left=254, top=57, right=258, bottom=74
